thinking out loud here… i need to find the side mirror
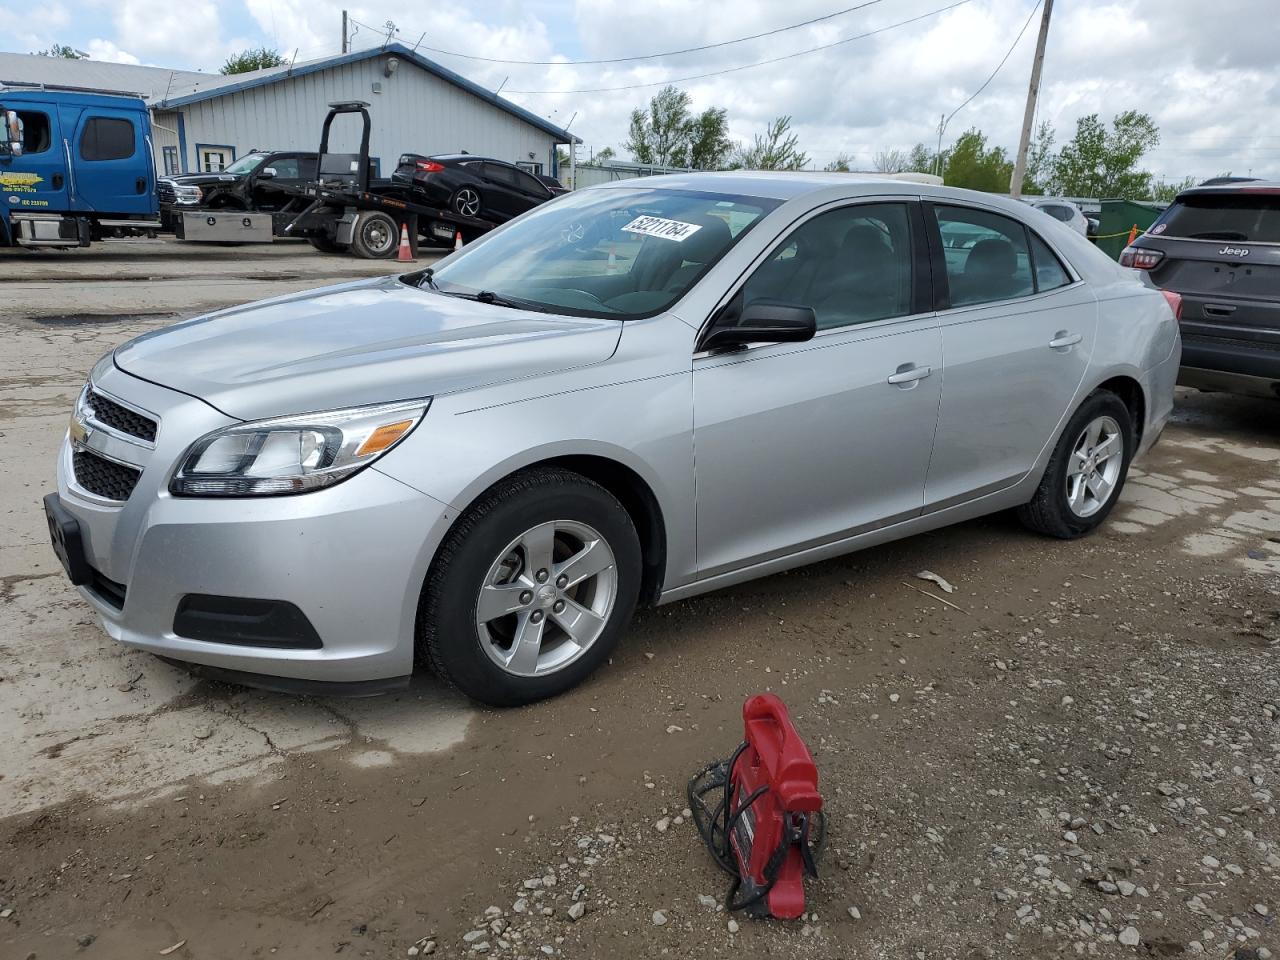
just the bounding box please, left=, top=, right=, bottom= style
left=4, top=110, right=22, bottom=156
left=701, top=300, right=817, bottom=352
left=258, top=167, right=277, bottom=179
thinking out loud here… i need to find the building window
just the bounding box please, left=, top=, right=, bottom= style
left=162, top=146, right=179, bottom=175
left=516, top=160, right=543, bottom=175
left=197, top=144, right=235, bottom=172
left=80, top=117, right=135, bottom=161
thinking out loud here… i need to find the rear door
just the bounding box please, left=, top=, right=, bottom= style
left=1143, top=191, right=1280, bottom=348
left=68, top=107, right=152, bottom=214
left=923, top=202, right=1097, bottom=507
left=0, top=102, right=69, bottom=214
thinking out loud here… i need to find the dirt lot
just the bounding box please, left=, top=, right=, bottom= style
left=2, top=242, right=1278, bottom=960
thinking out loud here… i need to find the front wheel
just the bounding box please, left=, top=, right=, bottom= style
left=417, top=468, right=641, bottom=706
left=1018, top=390, right=1134, bottom=538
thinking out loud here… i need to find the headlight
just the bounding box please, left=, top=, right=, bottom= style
left=170, top=399, right=429, bottom=497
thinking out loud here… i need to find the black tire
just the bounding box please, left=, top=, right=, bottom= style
left=451, top=186, right=483, bottom=219
left=350, top=211, right=399, bottom=259
left=1018, top=390, right=1135, bottom=539
left=307, top=234, right=346, bottom=254
left=417, top=468, right=641, bottom=707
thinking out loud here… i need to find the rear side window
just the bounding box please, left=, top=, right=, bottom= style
left=1040, top=204, right=1074, bottom=222
left=1029, top=233, right=1071, bottom=291
left=934, top=206, right=1034, bottom=306
left=1153, top=194, right=1280, bottom=243
left=80, top=117, right=135, bottom=161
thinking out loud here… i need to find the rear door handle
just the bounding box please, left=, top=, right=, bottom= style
left=887, top=364, right=931, bottom=386
left=1049, top=332, right=1083, bottom=350
left=1204, top=304, right=1236, bottom=317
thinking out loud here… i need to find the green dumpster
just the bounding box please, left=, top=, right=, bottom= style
left=1094, top=199, right=1166, bottom=260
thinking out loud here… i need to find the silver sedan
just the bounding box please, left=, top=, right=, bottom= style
left=47, top=174, right=1181, bottom=705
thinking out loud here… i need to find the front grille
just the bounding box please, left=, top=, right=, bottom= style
left=89, top=391, right=157, bottom=442
left=157, top=180, right=176, bottom=204
left=88, top=568, right=127, bottom=610
left=73, top=450, right=141, bottom=501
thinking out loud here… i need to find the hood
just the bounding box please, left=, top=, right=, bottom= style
left=165, top=172, right=244, bottom=188
left=113, top=277, right=623, bottom=421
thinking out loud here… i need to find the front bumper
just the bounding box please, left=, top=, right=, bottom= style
left=54, top=368, right=455, bottom=686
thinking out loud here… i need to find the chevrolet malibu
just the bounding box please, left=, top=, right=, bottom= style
left=46, top=174, right=1181, bottom=706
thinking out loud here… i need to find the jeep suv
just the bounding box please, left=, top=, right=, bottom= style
left=1123, top=183, right=1280, bottom=398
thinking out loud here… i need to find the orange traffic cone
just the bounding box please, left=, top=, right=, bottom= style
left=396, top=222, right=414, bottom=262
left=1127, top=223, right=1139, bottom=244
left=454, top=230, right=464, bottom=251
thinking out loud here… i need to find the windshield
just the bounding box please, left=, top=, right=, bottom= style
left=421, top=186, right=780, bottom=319
left=223, top=152, right=268, bottom=175
left=1152, top=193, right=1280, bottom=243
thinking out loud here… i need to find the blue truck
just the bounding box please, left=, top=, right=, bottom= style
left=0, top=86, right=162, bottom=247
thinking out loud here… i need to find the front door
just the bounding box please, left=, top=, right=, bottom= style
left=0, top=101, right=69, bottom=215
left=923, top=202, right=1097, bottom=507
left=479, top=162, right=525, bottom=220
left=693, top=200, right=942, bottom=578
left=66, top=106, right=152, bottom=214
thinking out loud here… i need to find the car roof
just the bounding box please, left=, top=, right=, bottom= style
left=1178, top=181, right=1280, bottom=199
left=431, top=154, right=497, bottom=163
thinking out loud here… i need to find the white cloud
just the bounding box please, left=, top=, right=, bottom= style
left=85, top=39, right=140, bottom=64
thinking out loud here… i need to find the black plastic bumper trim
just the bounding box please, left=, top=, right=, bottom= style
left=173, top=594, right=323, bottom=649
left=1181, top=337, right=1280, bottom=382
left=156, top=656, right=411, bottom=698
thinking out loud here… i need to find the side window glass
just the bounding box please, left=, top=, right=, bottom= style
left=16, top=111, right=51, bottom=154
left=517, top=170, right=547, bottom=196
left=484, top=163, right=517, bottom=186
left=269, top=158, right=300, bottom=178
left=80, top=117, right=135, bottom=161
left=298, top=157, right=317, bottom=179
left=1029, top=232, right=1071, bottom=292
left=935, top=205, right=1034, bottom=307
left=740, top=203, right=915, bottom=331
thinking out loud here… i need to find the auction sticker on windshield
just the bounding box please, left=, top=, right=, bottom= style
left=622, top=215, right=703, bottom=242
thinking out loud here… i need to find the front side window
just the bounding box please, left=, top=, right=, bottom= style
left=223, top=153, right=267, bottom=175
left=935, top=205, right=1035, bottom=306
left=15, top=110, right=51, bottom=154
left=484, top=163, right=518, bottom=186
left=80, top=117, right=135, bottom=161
left=265, top=157, right=300, bottom=179
left=421, top=186, right=779, bottom=319
left=740, top=203, right=915, bottom=330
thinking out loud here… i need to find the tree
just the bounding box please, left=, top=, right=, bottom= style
left=221, top=47, right=287, bottom=75
left=1050, top=111, right=1160, bottom=199
left=907, top=143, right=935, bottom=173
left=594, top=147, right=616, bottom=163
left=1150, top=175, right=1196, bottom=203
left=824, top=152, right=853, bottom=173
left=623, top=86, right=729, bottom=170
left=872, top=149, right=910, bottom=174
left=730, top=116, right=808, bottom=171
left=37, top=44, right=81, bottom=58
left=1022, top=121, right=1055, bottom=195
left=940, top=129, right=1014, bottom=192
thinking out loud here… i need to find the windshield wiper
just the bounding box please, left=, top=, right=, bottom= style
left=442, top=289, right=549, bottom=312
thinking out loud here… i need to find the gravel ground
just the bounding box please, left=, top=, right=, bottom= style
left=1, top=245, right=1277, bottom=960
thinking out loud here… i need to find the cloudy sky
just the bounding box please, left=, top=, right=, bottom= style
left=8, top=0, right=1277, bottom=181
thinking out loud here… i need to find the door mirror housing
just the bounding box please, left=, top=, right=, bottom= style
left=3, top=110, right=22, bottom=157
left=701, top=300, right=817, bottom=352
left=258, top=166, right=277, bottom=179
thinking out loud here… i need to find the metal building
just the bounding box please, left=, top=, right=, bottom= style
left=0, top=45, right=576, bottom=180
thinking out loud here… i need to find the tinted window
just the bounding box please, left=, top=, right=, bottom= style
left=266, top=157, right=300, bottom=178
left=935, top=206, right=1034, bottom=306
left=1030, top=233, right=1071, bottom=291
left=516, top=170, right=549, bottom=196
left=297, top=157, right=317, bottom=179
left=16, top=110, right=51, bottom=154
left=743, top=203, right=914, bottom=330
left=1040, top=204, right=1074, bottom=222
left=484, top=163, right=518, bottom=186
left=1152, top=193, right=1280, bottom=243
left=79, top=117, right=134, bottom=161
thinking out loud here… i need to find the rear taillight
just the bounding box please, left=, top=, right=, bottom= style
left=415, top=160, right=445, bottom=174
left=1161, top=290, right=1183, bottom=321
left=1119, top=246, right=1164, bottom=270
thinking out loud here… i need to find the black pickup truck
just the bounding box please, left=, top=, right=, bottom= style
left=158, top=151, right=318, bottom=227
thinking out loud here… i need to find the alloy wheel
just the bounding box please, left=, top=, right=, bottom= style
left=1065, top=414, right=1123, bottom=518
left=455, top=188, right=481, bottom=218
left=475, top=520, right=618, bottom=677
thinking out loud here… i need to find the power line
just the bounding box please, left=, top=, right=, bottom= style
left=504, top=0, right=974, bottom=95
left=406, top=0, right=886, bottom=66
left=943, top=0, right=1041, bottom=132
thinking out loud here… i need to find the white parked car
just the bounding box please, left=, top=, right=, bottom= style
left=1026, top=197, right=1090, bottom=236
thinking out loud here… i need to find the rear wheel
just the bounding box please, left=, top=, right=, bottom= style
left=307, top=234, right=346, bottom=254
left=451, top=187, right=482, bottom=219
left=1018, top=390, right=1134, bottom=538
left=350, top=211, right=399, bottom=259
left=417, top=468, right=641, bottom=707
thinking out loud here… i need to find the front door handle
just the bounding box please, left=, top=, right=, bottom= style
left=135, top=177, right=147, bottom=194
left=52, top=172, right=64, bottom=189
left=887, top=363, right=932, bottom=386
left=1049, top=331, right=1083, bottom=350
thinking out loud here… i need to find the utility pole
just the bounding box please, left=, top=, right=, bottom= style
left=341, top=10, right=349, bottom=54
left=1010, top=0, right=1053, bottom=198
